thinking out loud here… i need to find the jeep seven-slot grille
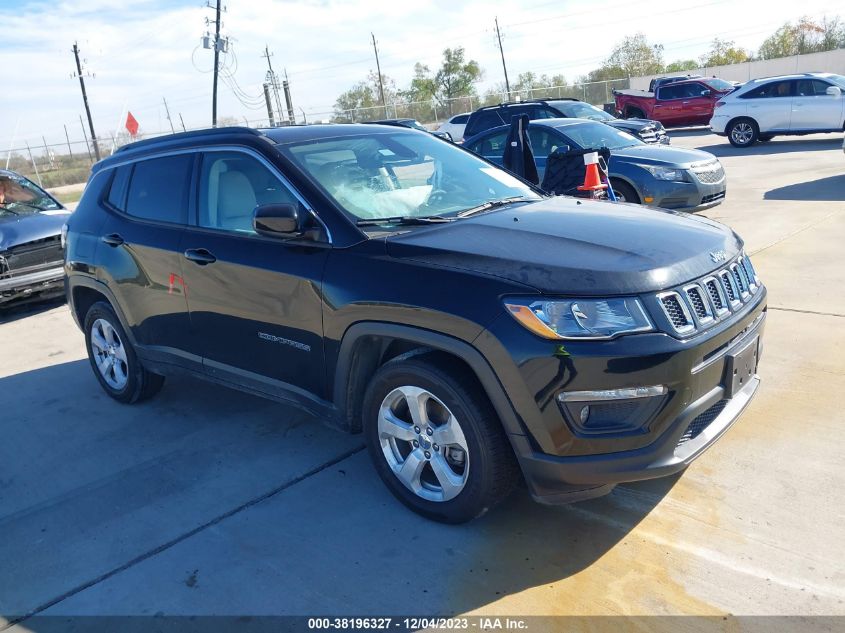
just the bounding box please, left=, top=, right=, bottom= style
left=705, top=279, right=724, bottom=311
left=657, top=254, right=762, bottom=336
left=686, top=286, right=708, bottom=320
left=660, top=294, right=690, bottom=329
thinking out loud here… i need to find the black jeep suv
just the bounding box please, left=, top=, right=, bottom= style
left=64, top=125, right=765, bottom=523
left=463, top=99, right=669, bottom=144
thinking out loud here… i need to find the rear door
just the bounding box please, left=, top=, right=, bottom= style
left=742, top=80, right=794, bottom=132
left=96, top=154, right=197, bottom=369
left=654, top=85, right=684, bottom=125
left=791, top=79, right=842, bottom=130
left=179, top=148, right=330, bottom=399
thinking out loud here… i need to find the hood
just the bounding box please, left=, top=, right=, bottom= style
left=606, top=119, right=654, bottom=133
left=386, top=197, right=740, bottom=295
left=0, top=209, right=70, bottom=251
left=611, top=143, right=717, bottom=167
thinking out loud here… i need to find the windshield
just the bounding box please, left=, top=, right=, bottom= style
left=554, top=101, right=615, bottom=121
left=280, top=132, right=541, bottom=222
left=703, top=78, right=735, bottom=92
left=0, top=173, right=61, bottom=215
left=827, top=74, right=845, bottom=89
left=560, top=122, right=643, bottom=150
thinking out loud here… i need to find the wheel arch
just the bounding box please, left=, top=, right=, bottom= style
left=727, top=115, right=759, bottom=132
left=333, top=322, right=524, bottom=438
left=608, top=175, right=641, bottom=203
left=68, top=277, right=137, bottom=346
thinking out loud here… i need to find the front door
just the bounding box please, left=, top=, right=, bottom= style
left=745, top=79, right=794, bottom=132
left=179, top=149, right=330, bottom=400
left=791, top=78, right=844, bottom=131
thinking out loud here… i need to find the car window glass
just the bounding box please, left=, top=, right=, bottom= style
left=469, top=131, right=508, bottom=157
left=198, top=151, right=298, bottom=234
left=452, top=114, right=469, bottom=124
left=469, top=110, right=504, bottom=134
left=795, top=79, right=832, bottom=96
left=744, top=80, right=792, bottom=99
left=0, top=173, right=61, bottom=215
left=684, top=83, right=708, bottom=98
left=526, top=128, right=567, bottom=157
left=657, top=85, right=682, bottom=100
left=106, top=165, right=131, bottom=210
left=125, top=154, right=193, bottom=224
left=534, top=107, right=559, bottom=119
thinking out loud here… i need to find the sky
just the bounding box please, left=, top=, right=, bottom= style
left=0, top=0, right=840, bottom=153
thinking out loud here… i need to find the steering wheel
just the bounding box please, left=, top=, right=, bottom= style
left=425, top=188, right=450, bottom=208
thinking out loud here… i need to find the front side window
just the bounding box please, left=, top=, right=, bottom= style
left=281, top=132, right=540, bottom=222
left=526, top=128, right=568, bottom=157
left=125, top=154, right=193, bottom=223
left=467, top=131, right=508, bottom=158
left=795, top=79, right=832, bottom=96
left=681, top=83, right=710, bottom=98
left=198, top=151, right=299, bottom=234
left=0, top=173, right=61, bottom=216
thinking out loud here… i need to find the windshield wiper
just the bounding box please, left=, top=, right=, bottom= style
left=355, top=215, right=454, bottom=227
left=456, top=196, right=537, bottom=218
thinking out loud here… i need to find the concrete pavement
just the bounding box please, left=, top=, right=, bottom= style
left=1, top=130, right=843, bottom=624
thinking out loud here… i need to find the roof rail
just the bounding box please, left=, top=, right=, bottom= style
left=115, top=126, right=265, bottom=153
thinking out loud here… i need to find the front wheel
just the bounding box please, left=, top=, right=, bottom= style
left=84, top=301, right=164, bottom=403
left=610, top=179, right=640, bottom=204
left=728, top=119, right=759, bottom=147
left=362, top=355, right=519, bottom=523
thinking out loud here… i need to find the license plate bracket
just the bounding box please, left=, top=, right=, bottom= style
left=724, top=336, right=759, bottom=398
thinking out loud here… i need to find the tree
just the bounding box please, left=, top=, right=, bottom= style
left=333, top=71, right=397, bottom=121
left=700, top=39, right=751, bottom=67
left=665, top=59, right=699, bottom=72
left=758, top=15, right=845, bottom=59
left=405, top=47, right=482, bottom=114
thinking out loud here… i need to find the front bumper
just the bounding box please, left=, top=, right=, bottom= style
left=647, top=179, right=726, bottom=212
left=0, top=264, right=65, bottom=305
left=475, top=286, right=766, bottom=505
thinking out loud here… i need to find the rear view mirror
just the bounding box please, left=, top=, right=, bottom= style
left=701, top=89, right=712, bottom=97
left=826, top=86, right=842, bottom=96
left=254, top=203, right=300, bottom=237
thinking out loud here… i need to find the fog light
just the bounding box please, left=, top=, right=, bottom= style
left=557, top=385, right=668, bottom=436
left=580, top=405, right=590, bottom=425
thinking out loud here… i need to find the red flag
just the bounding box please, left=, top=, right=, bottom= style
left=125, top=112, right=139, bottom=137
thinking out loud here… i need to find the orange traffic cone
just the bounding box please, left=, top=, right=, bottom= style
left=577, top=152, right=607, bottom=195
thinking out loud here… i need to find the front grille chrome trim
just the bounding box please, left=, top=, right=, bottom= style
left=683, top=283, right=714, bottom=325
left=702, top=276, right=730, bottom=318
left=657, top=291, right=695, bottom=335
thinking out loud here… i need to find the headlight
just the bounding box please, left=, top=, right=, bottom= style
left=504, top=297, right=654, bottom=340
left=636, top=164, right=690, bottom=182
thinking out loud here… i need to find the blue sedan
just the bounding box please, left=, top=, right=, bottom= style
left=463, top=118, right=726, bottom=211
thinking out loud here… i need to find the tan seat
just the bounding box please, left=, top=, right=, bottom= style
left=217, top=170, right=257, bottom=232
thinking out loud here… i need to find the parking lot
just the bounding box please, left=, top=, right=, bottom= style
left=1, top=130, right=844, bottom=624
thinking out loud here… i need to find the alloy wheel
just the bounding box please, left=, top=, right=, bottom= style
left=731, top=122, right=754, bottom=145
left=377, top=385, right=469, bottom=502
left=90, top=318, right=129, bottom=390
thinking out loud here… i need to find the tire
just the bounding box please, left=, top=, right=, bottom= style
left=610, top=179, right=640, bottom=204
left=362, top=354, right=519, bottom=523
left=83, top=301, right=164, bottom=404
left=625, top=108, right=645, bottom=120
left=727, top=118, right=759, bottom=147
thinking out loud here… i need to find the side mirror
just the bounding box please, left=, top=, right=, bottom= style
left=701, top=89, right=711, bottom=97
left=826, top=86, right=842, bottom=96
left=253, top=203, right=301, bottom=237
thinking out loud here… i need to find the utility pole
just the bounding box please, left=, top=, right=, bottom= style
left=63, top=124, right=74, bottom=160
left=211, top=0, right=222, bottom=127
left=263, top=83, right=276, bottom=127
left=494, top=17, right=511, bottom=98
left=282, top=69, right=295, bottom=125
left=162, top=97, right=175, bottom=133
left=371, top=33, right=387, bottom=116
left=73, top=42, right=100, bottom=161
left=178, top=113, right=187, bottom=132
left=79, top=114, right=92, bottom=162
left=261, top=45, right=285, bottom=124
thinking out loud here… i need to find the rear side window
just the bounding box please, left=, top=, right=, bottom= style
left=125, top=154, right=193, bottom=224
left=657, top=85, right=683, bottom=100
left=466, top=110, right=505, bottom=136
left=106, top=165, right=131, bottom=210
left=451, top=114, right=469, bottom=124
left=742, top=80, right=793, bottom=99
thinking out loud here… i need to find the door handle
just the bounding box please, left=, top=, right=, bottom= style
left=653, top=104, right=663, bottom=108
left=184, top=248, right=217, bottom=265
left=101, top=233, right=124, bottom=247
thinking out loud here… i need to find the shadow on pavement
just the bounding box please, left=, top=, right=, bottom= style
left=0, top=296, right=65, bottom=324
left=694, top=137, right=842, bottom=157
left=764, top=175, right=845, bottom=202
left=665, top=127, right=712, bottom=138
left=0, top=358, right=678, bottom=620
